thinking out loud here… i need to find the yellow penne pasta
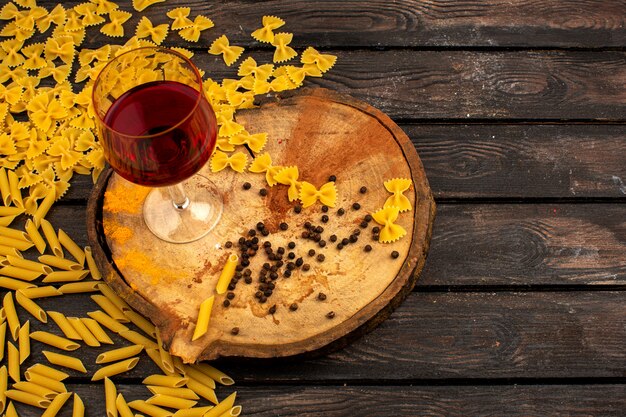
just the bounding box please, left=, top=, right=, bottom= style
left=0, top=244, right=21, bottom=257
left=116, top=393, right=134, bottom=417
left=0, top=216, right=17, bottom=227
left=191, top=295, right=214, bottom=341
left=0, top=168, right=11, bottom=205
left=33, top=189, right=55, bottom=228
left=12, top=381, right=57, bottom=400
left=41, top=391, right=71, bottom=417
left=104, top=377, right=117, bottom=417
left=228, top=405, right=243, bottom=416
left=91, top=295, right=129, bottom=322
left=0, top=276, right=37, bottom=291
left=0, top=366, right=6, bottom=412
left=98, top=283, right=131, bottom=312
left=0, top=322, right=6, bottom=361
left=128, top=400, right=172, bottom=417
left=19, top=286, right=62, bottom=299
left=202, top=392, right=237, bottom=417
left=183, top=365, right=216, bottom=390
left=97, top=344, right=144, bottom=364
left=7, top=255, right=52, bottom=274
left=7, top=170, right=22, bottom=208
left=58, top=229, right=85, bottom=265
left=185, top=378, right=218, bottom=404
left=3, top=292, right=20, bottom=339
left=84, top=246, right=101, bottom=280
left=5, top=389, right=51, bottom=409
left=24, top=371, right=67, bottom=393
left=43, top=350, right=88, bottom=373
left=0, top=306, right=4, bottom=321
left=147, top=394, right=197, bottom=410
left=43, top=270, right=89, bottom=283
left=48, top=311, right=82, bottom=340
left=15, top=291, right=47, bottom=322
left=59, top=281, right=100, bottom=294
left=67, top=317, right=100, bottom=347
left=91, top=357, right=139, bottom=381
left=172, top=355, right=185, bottom=374
left=193, top=363, right=235, bottom=386
left=118, top=330, right=158, bottom=350
left=145, top=348, right=175, bottom=376
left=87, top=310, right=130, bottom=333
left=123, top=309, right=156, bottom=337
left=215, top=254, right=238, bottom=294
left=0, top=236, right=34, bottom=251
left=143, top=374, right=188, bottom=388
left=41, top=219, right=63, bottom=257
left=0, top=265, right=42, bottom=281
left=172, top=406, right=216, bottom=417
left=156, top=328, right=175, bottom=373
left=38, top=255, right=82, bottom=271
left=5, top=401, right=19, bottom=417
left=73, top=393, right=85, bottom=417
left=30, top=331, right=81, bottom=351
left=0, top=226, right=30, bottom=242
left=25, top=219, right=46, bottom=254
left=8, top=342, right=19, bottom=382
left=18, top=321, right=30, bottom=364
left=0, top=207, right=23, bottom=217
left=81, top=318, right=114, bottom=344
left=147, top=386, right=200, bottom=400
left=26, top=364, right=69, bottom=381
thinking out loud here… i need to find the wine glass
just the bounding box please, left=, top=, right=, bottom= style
left=92, top=47, right=223, bottom=243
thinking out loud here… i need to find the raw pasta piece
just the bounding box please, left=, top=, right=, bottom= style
left=41, top=391, right=71, bottom=417
left=30, top=331, right=80, bottom=351
left=181, top=366, right=216, bottom=390
left=42, top=270, right=89, bottom=283
left=12, top=381, right=56, bottom=400
left=383, top=178, right=413, bottom=212
left=41, top=219, right=63, bottom=257
left=7, top=255, right=51, bottom=274
left=15, top=291, right=46, bottom=322
left=19, top=286, right=61, bottom=299
left=237, top=57, right=274, bottom=80
left=215, top=254, right=238, bottom=295
left=74, top=3, right=105, bottom=27
left=179, top=15, right=214, bottom=42
left=73, top=393, right=85, bottom=417
left=39, top=255, right=81, bottom=271
left=87, top=310, right=129, bottom=333
left=79, top=45, right=111, bottom=66
left=145, top=347, right=176, bottom=375
left=251, top=15, right=285, bottom=43
left=133, top=0, right=165, bottom=12
left=3, top=292, right=20, bottom=340
left=44, top=36, right=75, bottom=65
left=192, top=295, right=215, bottom=341
left=202, top=392, right=237, bottom=417
left=215, top=109, right=244, bottom=137
left=48, top=311, right=82, bottom=340
left=67, top=317, right=100, bottom=346
left=194, top=363, right=234, bottom=386
left=371, top=206, right=407, bottom=243
left=301, top=46, right=337, bottom=73
left=123, top=309, right=156, bottom=337
left=81, top=318, right=114, bottom=344
left=85, top=246, right=102, bottom=279
left=271, top=32, right=297, bottom=63
left=118, top=330, right=158, bottom=350
left=1, top=265, right=41, bottom=281
left=155, top=328, right=174, bottom=373
left=58, top=281, right=100, bottom=294
left=299, top=181, right=337, bottom=208
left=173, top=404, right=215, bottom=416
left=167, top=7, right=193, bottom=29
left=208, top=35, right=244, bottom=67
left=26, top=363, right=69, bottom=381
left=0, top=366, right=6, bottom=411
left=91, top=0, right=119, bottom=15
left=58, top=229, right=86, bottom=264
left=0, top=323, right=5, bottom=361
left=143, top=374, right=188, bottom=388
left=97, top=344, right=143, bottom=364
left=91, top=294, right=129, bottom=322
left=147, top=386, right=199, bottom=400
left=104, top=377, right=116, bottom=417
left=1, top=38, right=25, bottom=67
left=285, top=64, right=322, bottom=85
left=273, top=166, right=300, bottom=201
left=24, top=370, right=67, bottom=393
left=228, top=131, right=267, bottom=153
left=147, top=394, right=197, bottom=410
left=128, top=400, right=172, bottom=417
left=4, top=389, right=50, bottom=408
left=7, top=342, right=19, bottom=381
left=100, top=10, right=132, bottom=37
left=116, top=392, right=134, bottom=417
left=0, top=277, right=36, bottom=291
left=25, top=219, right=46, bottom=253
left=35, top=4, right=66, bottom=33
left=64, top=10, right=86, bottom=32
left=18, top=321, right=29, bottom=364
left=98, top=283, right=132, bottom=312
left=210, top=151, right=248, bottom=173
left=27, top=92, right=68, bottom=133
left=135, top=16, right=169, bottom=45
left=42, top=350, right=87, bottom=372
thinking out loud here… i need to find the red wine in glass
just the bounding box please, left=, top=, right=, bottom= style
left=101, top=80, right=217, bottom=187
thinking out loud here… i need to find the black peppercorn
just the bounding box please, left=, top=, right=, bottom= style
left=279, top=222, right=288, bottom=231
left=269, top=305, right=277, bottom=314
left=259, top=296, right=267, bottom=303
left=304, top=221, right=312, bottom=229
left=315, top=226, right=323, bottom=234
left=321, top=215, right=329, bottom=223
left=318, top=240, right=326, bottom=248
left=341, top=238, right=349, bottom=246
left=226, top=292, right=235, bottom=300
left=365, top=214, right=373, bottom=222
left=352, top=202, right=361, bottom=210
left=318, top=292, right=327, bottom=301
left=231, top=327, right=239, bottom=335
left=372, top=226, right=380, bottom=234
left=337, top=208, right=345, bottom=216
left=360, top=221, right=368, bottom=228
left=277, top=247, right=285, bottom=255
left=244, top=276, right=252, bottom=284
left=288, top=252, right=296, bottom=259
left=360, top=186, right=367, bottom=194
left=288, top=241, right=296, bottom=249
left=328, top=175, right=337, bottom=182
left=295, top=257, right=303, bottom=267
left=302, top=263, right=311, bottom=271
left=294, top=205, right=302, bottom=213
left=326, top=311, right=335, bottom=319
left=337, top=244, right=344, bottom=250
left=284, top=269, right=292, bottom=278
left=364, top=245, right=372, bottom=252
left=243, top=182, right=251, bottom=190
left=223, top=299, right=230, bottom=307
left=259, top=188, right=268, bottom=196
left=308, top=249, right=315, bottom=256
left=329, top=234, right=337, bottom=242
left=322, top=205, right=329, bottom=213
left=241, top=259, right=250, bottom=267
left=224, top=241, right=232, bottom=248
left=316, top=254, right=325, bottom=262
left=289, top=303, right=298, bottom=311
left=261, top=229, right=270, bottom=236
left=391, top=251, right=400, bottom=259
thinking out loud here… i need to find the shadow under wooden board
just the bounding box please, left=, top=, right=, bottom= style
left=87, top=88, right=435, bottom=362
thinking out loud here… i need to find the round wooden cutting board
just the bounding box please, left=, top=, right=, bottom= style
left=87, top=88, right=435, bottom=362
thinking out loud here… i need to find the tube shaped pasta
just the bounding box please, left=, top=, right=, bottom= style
left=33, top=189, right=56, bottom=228
left=91, top=295, right=129, bottom=322
left=118, top=330, right=158, bottom=350
left=145, top=348, right=174, bottom=376
left=185, top=378, right=218, bottom=404
left=24, top=371, right=67, bottom=393
left=12, top=381, right=57, bottom=400
left=7, top=170, right=22, bottom=208
left=81, top=318, right=113, bottom=344
left=143, top=374, right=188, bottom=388
left=5, top=389, right=51, bottom=409
left=193, top=363, right=235, bottom=386
left=147, top=386, right=199, bottom=400
left=18, top=321, right=29, bottom=364
left=3, top=292, right=20, bottom=340
left=25, top=219, right=46, bottom=254
left=26, top=364, right=69, bottom=381
left=91, top=357, right=139, bottom=381
left=0, top=168, right=9, bottom=205
left=228, top=405, right=243, bottom=416
left=87, top=310, right=129, bottom=333
left=58, top=229, right=85, bottom=265
left=8, top=342, right=19, bottom=382
left=0, top=322, right=5, bottom=361
left=59, top=281, right=100, bottom=294
left=42, top=350, right=88, bottom=373
left=5, top=402, right=19, bottom=417
left=30, top=331, right=81, bottom=351
left=38, top=255, right=81, bottom=271
left=202, top=392, right=237, bottom=417
left=116, top=393, right=134, bottom=417
left=19, top=286, right=62, bottom=299
left=0, top=236, right=33, bottom=251
left=0, top=276, right=37, bottom=291
left=48, top=311, right=82, bottom=340
left=0, top=226, right=30, bottom=242
left=183, top=366, right=216, bottom=389
left=104, top=377, right=117, bottom=417
left=98, top=283, right=131, bottom=312
left=40, top=219, right=63, bottom=257
left=73, top=393, right=85, bottom=417
left=123, top=309, right=156, bottom=337
left=156, top=328, right=175, bottom=373
left=215, top=254, right=238, bottom=294
left=84, top=246, right=101, bottom=279
left=0, top=265, right=42, bottom=281
left=0, top=207, right=23, bottom=216
left=7, top=255, right=52, bottom=274
left=0, top=244, right=21, bottom=257
left=15, top=291, right=47, bottom=322
left=147, top=394, right=197, bottom=410
left=0, top=217, right=16, bottom=226
left=0, top=365, right=6, bottom=412
left=128, top=400, right=172, bottom=417
left=41, top=391, right=71, bottom=417
left=191, top=295, right=214, bottom=341
left=43, top=270, right=89, bottom=283
left=97, top=344, right=144, bottom=364
left=66, top=317, right=100, bottom=346
left=172, top=406, right=216, bottom=417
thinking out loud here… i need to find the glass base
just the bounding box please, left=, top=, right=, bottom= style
left=143, top=174, right=223, bottom=243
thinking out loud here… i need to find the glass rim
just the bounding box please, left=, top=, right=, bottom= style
left=92, top=46, right=206, bottom=140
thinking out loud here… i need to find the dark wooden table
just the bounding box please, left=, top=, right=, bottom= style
left=11, top=0, right=626, bottom=415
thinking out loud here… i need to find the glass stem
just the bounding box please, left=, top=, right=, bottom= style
left=168, top=183, right=190, bottom=210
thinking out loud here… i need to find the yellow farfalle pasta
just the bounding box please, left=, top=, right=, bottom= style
left=371, top=206, right=407, bottom=243
left=26, top=92, right=67, bottom=133
left=35, top=4, right=66, bottom=33
left=74, top=3, right=105, bottom=27
left=22, top=43, right=46, bottom=70
left=100, top=9, right=132, bottom=37
left=286, top=64, right=322, bottom=85
left=238, top=57, right=274, bottom=80
left=92, top=0, right=118, bottom=14
left=210, top=150, right=248, bottom=173
left=228, top=131, right=267, bottom=153
left=208, top=35, right=244, bottom=67
left=301, top=46, right=338, bottom=73
left=179, top=15, right=214, bottom=43
left=248, top=153, right=282, bottom=187
left=44, top=35, right=75, bottom=64
left=135, top=16, right=169, bottom=45
left=1, top=38, right=25, bottom=67
left=167, top=7, right=193, bottom=30
left=215, top=108, right=244, bottom=137
left=383, top=178, right=413, bottom=212
left=299, top=181, right=337, bottom=208
left=133, top=0, right=165, bottom=12
left=274, top=166, right=300, bottom=201
left=271, top=32, right=297, bottom=63
left=251, top=15, right=285, bottom=43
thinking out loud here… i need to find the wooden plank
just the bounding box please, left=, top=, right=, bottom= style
left=37, top=0, right=626, bottom=48
left=8, top=290, right=626, bottom=380
left=9, top=384, right=624, bottom=417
